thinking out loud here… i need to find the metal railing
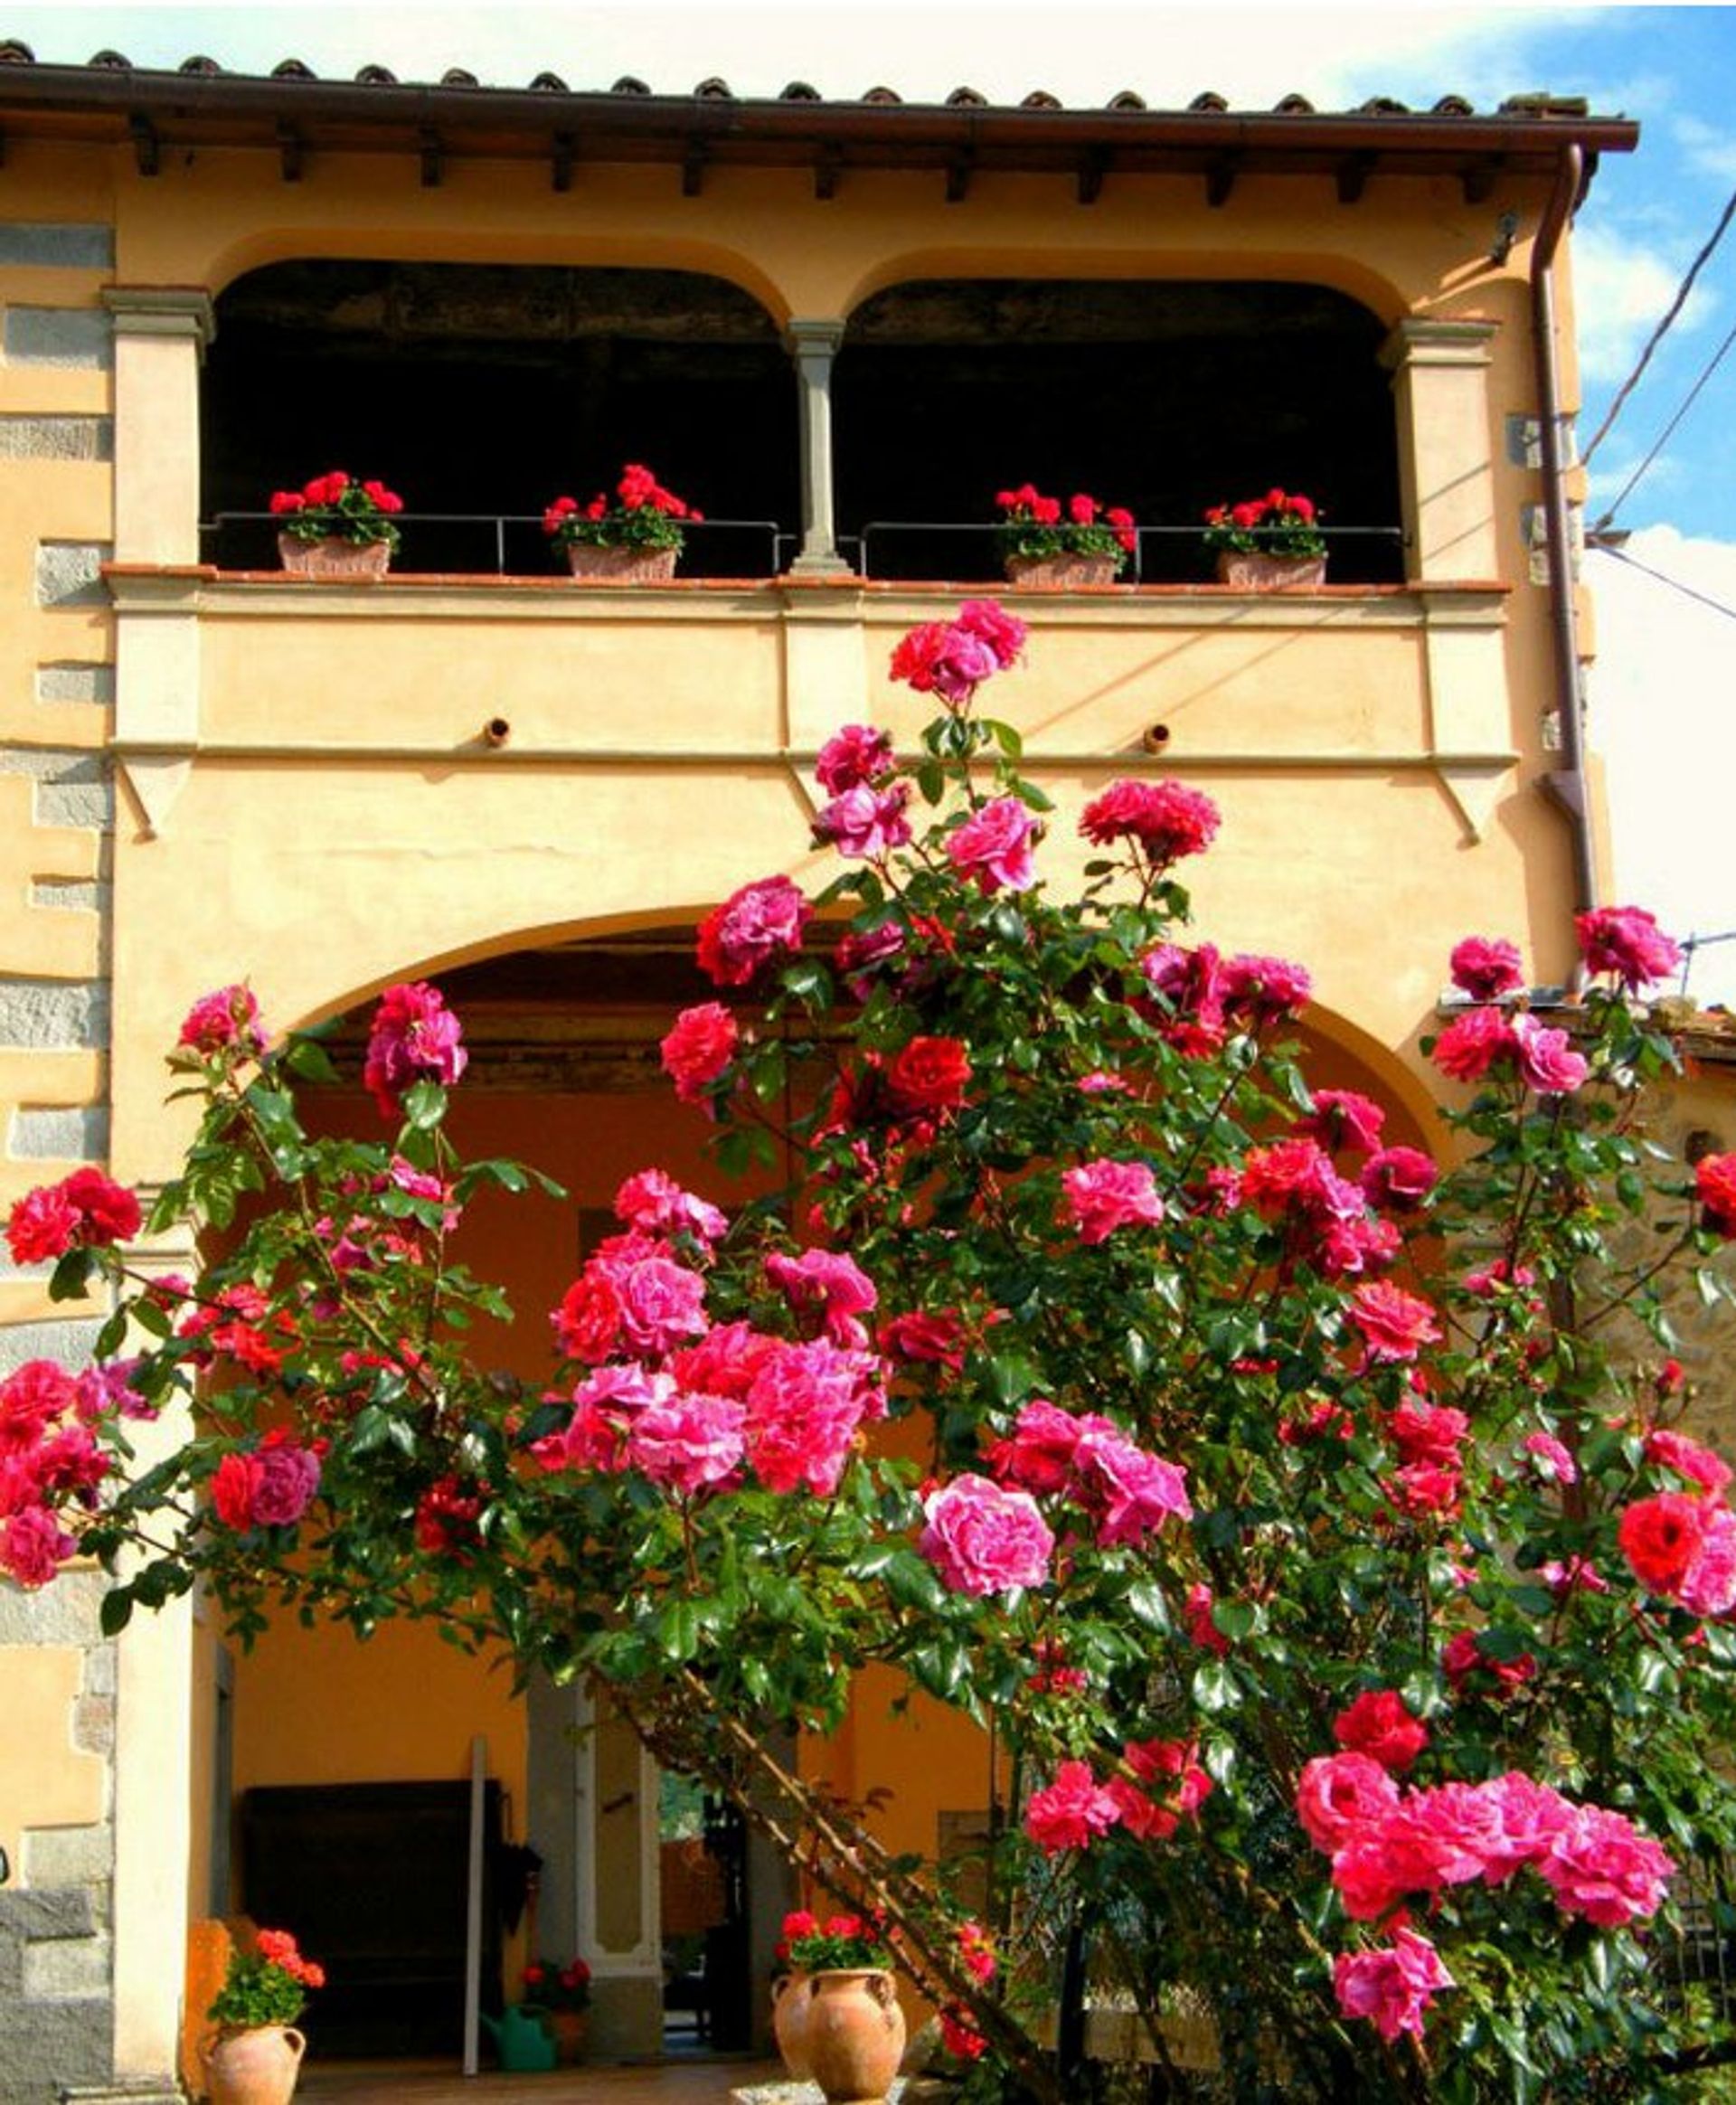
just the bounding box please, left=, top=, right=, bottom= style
left=855, top=519, right=1406, bottom=582
left=202, top=511, right=795, bottom=578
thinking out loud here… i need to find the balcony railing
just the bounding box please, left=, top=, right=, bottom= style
left=200, top=511, right=1407, bottom=585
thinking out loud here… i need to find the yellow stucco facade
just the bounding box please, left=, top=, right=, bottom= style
left=0, top=61, right=1636, bottom=2098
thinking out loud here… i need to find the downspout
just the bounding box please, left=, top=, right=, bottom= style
left=1531, top=142, right=1600, bottom=922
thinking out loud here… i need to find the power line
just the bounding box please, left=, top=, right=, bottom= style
left=1590, top=539, right=1736, bottom=624
left=1590, top=313, right=1736, bottom=531
left=1581, top=183, right=1736, bottom=467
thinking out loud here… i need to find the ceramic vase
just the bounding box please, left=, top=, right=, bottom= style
left=1004, top=552, right=1119, bottom=588
left=1213, top=549, right=1327, bottom=590
left=803, top=1968, right=907, bottom=2104
left=204, top=2023, right=306, bottom=2105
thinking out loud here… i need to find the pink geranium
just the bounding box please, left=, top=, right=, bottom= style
left=919, top=1473, right=1054, bottom=1596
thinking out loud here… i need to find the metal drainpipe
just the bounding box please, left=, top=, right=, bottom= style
left=1532, top=141, right=1600, bottom=922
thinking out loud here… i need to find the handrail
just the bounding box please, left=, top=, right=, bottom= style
left=856, top=520, right=1405, bottom=582
left=203, top=512, right=794, bottom=577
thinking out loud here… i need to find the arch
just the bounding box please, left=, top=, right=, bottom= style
left=1295, top=1000, right=1445, bottom=1157
left=832, top=273, right=1403, bottom=585
left=836, top=245, right=1410, bottom=335
left=203, top=258, right=798, bottom=575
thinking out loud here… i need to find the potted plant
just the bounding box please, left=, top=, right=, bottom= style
left=519, top=1954, right=592, bottom=2064
left=995, top=482, right=1137, bottom=587
left=773, top=1910, right=905, bottom=2103
left=1202, top=486, right=1328, bottom=589
left=269, top=470, right=404, bottom=579
left=203, top=1926, right=323, bottom=2105
left=542, top=462, right=700, bottom=581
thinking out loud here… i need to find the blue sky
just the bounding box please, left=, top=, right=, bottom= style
left=3, top=2, right=1732, bottom=990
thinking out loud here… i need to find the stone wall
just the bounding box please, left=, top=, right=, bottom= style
left=0, top=215, right=119, bottom=2105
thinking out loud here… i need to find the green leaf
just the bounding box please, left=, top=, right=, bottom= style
left=283, top=1037, right=340, bottom=1084
left=401, top=1080, right=448, bottom=1130
left=48, top=1247, right=97, bottom=1302
left=657, top=1599, right=700, bottom=1662
left=1191, top=1660, right=1241, bottom=1713
left=1126, top=1581, right=1172, bottom=1635
left=99, top=1587, right=135, bottom=1636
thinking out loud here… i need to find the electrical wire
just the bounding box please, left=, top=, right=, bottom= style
left=1580, top=183, right=1736, bottom=467
left=1590, top=539, right=1736, bottom=624
left=1590, top=314, right=1736, bottom=531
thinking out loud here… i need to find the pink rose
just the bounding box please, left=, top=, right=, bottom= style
left=0, top=1504, right=77, bottom=1587
left=946, top=797, right=1039, bottom=893
left=764, top=1248, right=877, bottom=1348
left=1218, top=954, right=1311, bottom=1027
left=1448, top=936, right=1524, bottom=1000
left=1349, top=1282, right=1441, bottom=1364
left=250, top=1438, right=322, bottom=1527
left=1301, top=1090, right=1386, bottom=1155
left=609, top=1255, right=710, bottom=1356
left=1575, top=905, right=1682, bottom=989
left=1078, top=780, right=1220, bottom=863
left=1024, top=1760, right=1122, bottom=1853
left=696, top=877, right=811, bottom=988
left=1540, top=1804, right=1675, bottom=1927
left=745, top=1338, right=883, bottom=1495
left=1334, top=1928, right=1454, bottom=2043
left=815, top=722, right=895, bottom=795
left=614, top=1168, right=728, bottom=1246
left=1059, top=1159, right=1165, bottom=1244
left=813, top=782, right=912, bottom=861
left=920, top=1473, right=1054, bottom=1595
left=1071, top=1426, right=1192, bottom=1547
left=1361, top=1147, right=1438, bottom=1212
left=178, top=984, right=266, bottom=1057
left=1296, top=1752, right=1401, bottom=1854
left=1679, top=1503, right=1736, bottom=1617
left=1510, top=1013, right=1587, bottom=1095
left=363, top=981, right=467, bottom=1118
left=1645, top=1428, right=1732, bottom=1495
left=627, top=1392, right=746, bottom=1495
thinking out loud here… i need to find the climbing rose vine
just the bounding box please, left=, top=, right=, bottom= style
left=6, top=599, right=1736, bottom=2102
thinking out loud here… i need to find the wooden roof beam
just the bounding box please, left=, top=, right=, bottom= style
left=1205, top=153, right=1238, bottom=207
left=1336, top=150, right=1377, bottom=203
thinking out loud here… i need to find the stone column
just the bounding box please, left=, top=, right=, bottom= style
left=1380, top=318, right=1500, bottom=583
left=785, top=319, right=854, bottom=578
left=100, top=287, right=215, bottom=566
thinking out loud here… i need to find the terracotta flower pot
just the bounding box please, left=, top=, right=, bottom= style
left=803, top=1968, right=907, bottom=2104
left=563, top=542, right=679, bottom=582
left=277, top=533, right=392, bottom=580
left=204, top=2023, right=306, bottom=2105
left=1213, top=549, right=1327, bottom=590
left=547, top=2008, right=589, bottom=2064
left=772, top=1969, right=813, bottom=2078
left=1004, top=552, right=1120, bottom=589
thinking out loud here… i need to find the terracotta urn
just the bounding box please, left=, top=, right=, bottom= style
left=1213, top=549, right=1327, bottom=590
left=1004, top=552, right=1119, bottom=589
left=203, top=2023, right=306, bottom=2105
left=277, top=533, right=392, bottom=580
left=803, top=1968, right=907, bottom=2104
left=563, top=542, right=678, bottom=582
left=772, top=1969, right=813, bottom=2078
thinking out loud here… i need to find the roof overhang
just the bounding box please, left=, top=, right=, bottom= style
left=0, top=60, right=1639, bottom=204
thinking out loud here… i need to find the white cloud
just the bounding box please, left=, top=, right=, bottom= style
left=1588, top=525, right=1736, bottom=1005
left=1673, top=110, right=1736, bottom=181
left=1569, top=222, right=1715, bottom=386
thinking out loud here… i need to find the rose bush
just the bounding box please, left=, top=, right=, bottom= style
left=6, top=600, right=1736, bottom=2101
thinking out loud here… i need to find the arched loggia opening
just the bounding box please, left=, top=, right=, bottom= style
left=201, top=261, right=799, bottom=576
left=835, top=278, right=1405, bottom=584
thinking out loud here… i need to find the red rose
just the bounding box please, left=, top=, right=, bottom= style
left=1618, top=1491, right=1707, bottom=1595
left=660, top=1002, right=738, bottom=1105
left=1333, top=1689, right=1429, bottom=1772
left=1696, top=1154, right=1736, bottom=1238
left=881, top=1036, right=972, bottom=1119
left=60, top=1167, right=142, bottom=1247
